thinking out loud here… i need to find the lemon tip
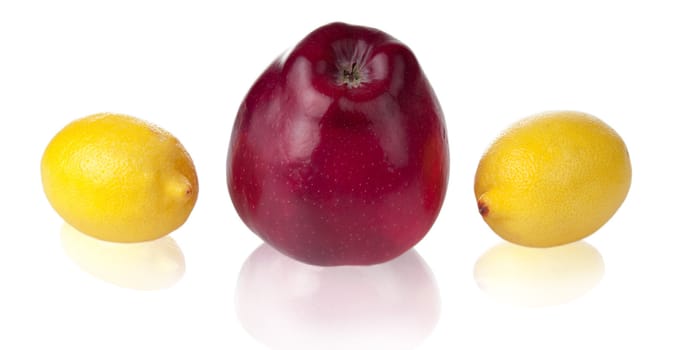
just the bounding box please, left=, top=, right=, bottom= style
left=478, top=199, right=489, bottom=217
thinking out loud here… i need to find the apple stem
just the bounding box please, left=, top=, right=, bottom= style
left=338, top=62, right=363, bottom=88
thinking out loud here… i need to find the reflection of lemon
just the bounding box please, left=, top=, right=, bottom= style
left=41, top=113, right=198, bottom=242
left=474, top=241, right=604, bottom=307
left=61, top=223, right=185, bottom=290
left=475, top=111, right=631, bottom=247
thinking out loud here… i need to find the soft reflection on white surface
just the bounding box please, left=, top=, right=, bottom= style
left=60, top=223, right=185, bottom=290
left=235, top=244, right=440, bottom=350
left=474, top=241, right=604, bottom=307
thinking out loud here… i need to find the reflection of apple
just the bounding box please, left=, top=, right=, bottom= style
left=235, top=244, right=440, bottom=350
left=60, top=223, right=185, bottom=290
left=226, top=22, right=449, bottom=266
left=474, top=241, right=604, bottom=307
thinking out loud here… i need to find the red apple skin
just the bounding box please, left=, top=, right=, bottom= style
left=227, top=22, right=449, bottom=266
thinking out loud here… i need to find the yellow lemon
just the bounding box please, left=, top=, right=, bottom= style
left=41, top=113, right=198, bottom=242
left=474, top=111, right=631, bottom=247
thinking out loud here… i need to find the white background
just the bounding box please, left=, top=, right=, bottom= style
left=2, top=0, right=684, bottom=349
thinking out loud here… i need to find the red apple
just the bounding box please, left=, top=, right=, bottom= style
left=227, top=22, right=449, bottom=266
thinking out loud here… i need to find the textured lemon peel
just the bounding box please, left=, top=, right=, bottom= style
left=41, top=113, right=199, bottom=243
left=474, top=111, right=631, bottom=248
